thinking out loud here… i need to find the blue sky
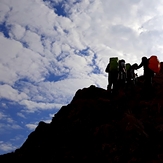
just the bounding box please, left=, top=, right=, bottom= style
left=0, top=0, right=163, bottom=154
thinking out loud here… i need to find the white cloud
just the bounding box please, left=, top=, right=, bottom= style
left=26, top=123, right=37, bottom=130
left=35, top=78, right=96, bottom=102
left=1, top=103, right=7, bottom=108
left=0, top=2, right=10, bottom=23
left=26, top=117, right=51, bottom=131
left=0, top=36, right=46, bottom=85
left=9, top=24, right=26, bottom=40
left=0, top=112, right=14, bottom=123
left=6, top=118, right=14, bottom=123
left=0, top=112, right=6, bottom=119
left=49, top=113, right=54, bottom=118
left=17, top=29, right=44, bottom=53
left=0, top=0, right=162, bottom=110
left=0, top=112, right=22, bottom=133
left=17, top=112, right=26, bottom=119
left=0, top=141, right=16, bottom=152
left=19, top=99, right=62, bottom=113
left=10, top=135, right=24, bottom=142
left=8, top=124, right=22, bottom=130
left=42, top=119, right=51, bottom=123
left=0, top=0, right=162, bottom=113
left=0, top=84, right=28, bottom=102
left=0, top=123, right=21, bottom=134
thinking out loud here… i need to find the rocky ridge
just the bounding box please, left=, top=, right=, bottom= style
left=0, top=63, right=163, bottom=162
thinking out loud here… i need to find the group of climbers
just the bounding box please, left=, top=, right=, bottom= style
left=105, top=55, right=161, bottom=94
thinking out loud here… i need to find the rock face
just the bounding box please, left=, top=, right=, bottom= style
left=1, top=63, right=163, bottom=163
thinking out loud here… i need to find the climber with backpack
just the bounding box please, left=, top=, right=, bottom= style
left=117, top=59, right=127, bottom=89
left=126, top=63, right=138, bottom=85
left=136, top=57, right=154, bottom=87
left=105, top=57, right=119, bottom=92
left=136, top=55, right=160, bottom=98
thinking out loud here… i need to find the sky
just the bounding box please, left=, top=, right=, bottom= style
left=0, top=0, right=163, bottom=155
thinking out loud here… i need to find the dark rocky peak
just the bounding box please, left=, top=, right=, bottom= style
left=1, top=63, right=163, bottom=162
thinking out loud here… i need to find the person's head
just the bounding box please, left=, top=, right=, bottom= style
left=120, top=59, right=125, bottom=63
left=132, top=63, right=138, bottom=69
left=119, top=59, right=125, bottom=68
left=142, top=57, right=147, bottom=62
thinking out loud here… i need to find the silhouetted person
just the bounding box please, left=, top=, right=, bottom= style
left=137, top=57, right=154, bottom=86
left=125, top=63, right=138, bottom=94
left=117, top=59, right=127, bottom=89
left=136, top=57, right=155, bottom=98
left=105, top=63, right=118, bottom=92
left=126, top=63, right=138, bottom=85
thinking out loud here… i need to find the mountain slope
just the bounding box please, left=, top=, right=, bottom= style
left=1, top=63, right=163, bottom=162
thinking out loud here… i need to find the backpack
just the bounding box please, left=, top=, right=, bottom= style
left=126, top=63, right=131, bottom=71
left=109, top=57, right=119, bottom=72
left=148, top=55, right=160, bottom=73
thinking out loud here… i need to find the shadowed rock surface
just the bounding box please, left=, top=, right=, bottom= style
left=0, top=62, right=163, bottom=163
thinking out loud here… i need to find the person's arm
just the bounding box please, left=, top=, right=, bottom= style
left=136, top=62, right=143, bottom=69
left=105, top=63, right=110, bottom=73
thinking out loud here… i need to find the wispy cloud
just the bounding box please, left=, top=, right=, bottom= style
left=0, top=84, right=28, bottom=102
left=26, top=116, right=51, bottom=130
left=0, top=111, right=22, bottom=132
left=19, top=100, right=62, bottom=113
left=0, top=0, right=151, bottom=113
left=17, top=112, right=26, bottom=119
left=0, top=141, right=16, bottom=152
left=0, top=112, right=6, bottom=119
left=26, top=123, right=37, bottom=130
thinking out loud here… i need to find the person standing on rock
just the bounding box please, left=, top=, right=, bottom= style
left=136, top=57, right=154, bottom=88
left=117, top=59, right=127, bottom=90
left=105, top=57, right=119, bottom=93
left=126, top=63, right=138, bottom=86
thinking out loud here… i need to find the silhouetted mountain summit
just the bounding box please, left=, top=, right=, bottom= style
left=1, top=63, right=163, bottom=163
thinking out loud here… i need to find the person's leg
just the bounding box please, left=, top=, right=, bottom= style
left=107, top=72, right=113, bottom=90
left=143, top=71, right=154, bottom=99
left=144, top=70, right=153, bottom=88
left=112, top=72, right=118, bottom=94
left=119, top=72, right=126, bottom=90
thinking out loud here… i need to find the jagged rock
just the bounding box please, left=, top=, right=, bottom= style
left=0, top=63, right=163, bottom=162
